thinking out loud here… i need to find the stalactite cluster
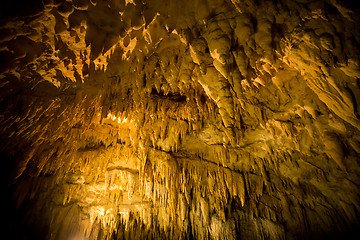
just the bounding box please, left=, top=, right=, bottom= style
left=1, top=0, right=360, bottom=239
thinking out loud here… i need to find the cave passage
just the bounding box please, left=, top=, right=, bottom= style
left=1, top=0, right=360, bottom=239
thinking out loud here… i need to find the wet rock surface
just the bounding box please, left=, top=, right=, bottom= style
left=1, top=0, right=360, bottom=239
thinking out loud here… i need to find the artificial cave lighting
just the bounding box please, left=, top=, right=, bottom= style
left=1, top=0, right=360, bottom=239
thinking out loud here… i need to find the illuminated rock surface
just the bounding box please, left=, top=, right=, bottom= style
left=1, top=0, right=360, bottom=239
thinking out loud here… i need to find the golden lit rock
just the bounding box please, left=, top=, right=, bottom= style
left=1, top=0, right=360, bottom=239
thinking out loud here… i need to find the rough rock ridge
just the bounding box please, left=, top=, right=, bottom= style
left=1, top=0, right=360, bottom=239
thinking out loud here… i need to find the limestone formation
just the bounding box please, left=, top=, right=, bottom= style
left=1, top=0, right=360, bottom=239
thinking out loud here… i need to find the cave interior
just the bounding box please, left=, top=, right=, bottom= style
left=1, top=0, right=360, bottom=239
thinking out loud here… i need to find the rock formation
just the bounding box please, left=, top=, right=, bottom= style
left=1, top=0, right=360, bottom=239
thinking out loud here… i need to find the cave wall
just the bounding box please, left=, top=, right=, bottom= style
left=1, top=0, right=360, bottom=239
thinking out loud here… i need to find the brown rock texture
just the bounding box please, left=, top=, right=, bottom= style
left=1, top=0, right=360, bottom=239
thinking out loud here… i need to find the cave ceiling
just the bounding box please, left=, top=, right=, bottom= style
left=1, top=0, right=360, bottom=239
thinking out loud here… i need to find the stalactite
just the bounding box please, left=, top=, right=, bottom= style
left=1, top=0, right=360, bottom=239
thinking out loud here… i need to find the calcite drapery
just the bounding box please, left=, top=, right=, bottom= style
left=1, top=0, right=360, bottom=239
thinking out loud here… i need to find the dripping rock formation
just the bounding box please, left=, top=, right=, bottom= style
left=1, top=0, right=360, bottom=239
